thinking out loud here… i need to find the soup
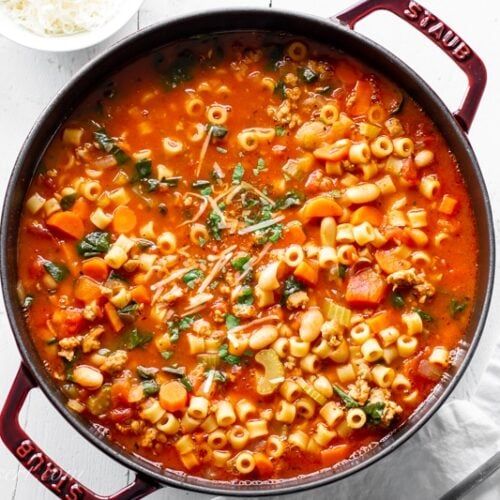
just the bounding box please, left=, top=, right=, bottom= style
left=17, top=32, right=477, bottom=481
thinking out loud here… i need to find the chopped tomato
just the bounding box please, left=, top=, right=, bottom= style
left=52, top=307, right=85, bottom=337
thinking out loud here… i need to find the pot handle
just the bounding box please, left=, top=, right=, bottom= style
left=0, top=364, right=159, bottom=500
left=334, top=0, right=487, bottom=132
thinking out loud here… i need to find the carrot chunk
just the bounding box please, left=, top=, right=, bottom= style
left=374, top=247, right=411, bottom=275
left=46, top=211, right=84, bottom=239
left=72, top=198, right=90, bottom=220
left=346, top=267, right=386, bottom=307
left=283, top=221, right=307, bottom=245
left=299, top=195, right=342, bottom=221
left=346, top=80, right=373, bottom=116
left=320, top=444, right=351, bottom=467
left=350, top=206, right=383, bottom=227
left=294, top=260, right=319, bottom=286
left=438, top=194, right=458, bottom=215
left=82, top=257, right=109, bottom=282
left=74, top=276, right=103, bottom=303
left=365, top=310, right=392, bottom=333
left=112, top=206, right=137, bottom=233
left=159, top=381, right=188, bottom=412
left=104, top=302, right=124, bottom=332
left=130, top=285, right=151, bottom=304
left=254, top=452, right=274, bottom=478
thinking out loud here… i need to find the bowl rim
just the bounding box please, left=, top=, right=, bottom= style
left=0, top=6, right=495, bottom=496
left=0, top=0, right=144, bottom=52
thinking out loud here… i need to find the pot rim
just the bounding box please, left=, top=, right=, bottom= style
left=0, top=7, right=495, bottom=496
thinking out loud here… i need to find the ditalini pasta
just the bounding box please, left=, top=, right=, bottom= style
left=17, top=32, right=476, bottom=482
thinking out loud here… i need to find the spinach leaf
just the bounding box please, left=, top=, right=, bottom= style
left=390, top=291, right=405, bottom=309
left=225, top=314, right=240, bottom=329
left=275, top=191, right=304, bottom=210
left=208, top=124, right=228, bottom=138
left=450, top=298, right=467, bottom=318
left=207, top=211, right=222, bottom=240
left=363, top=402, right=385, bottom=425
left=218, top=344, right=241, bottom=365
left=274, top=80, right=286, bottom=99
left=134, top=158, right=152, bottom=180
left=281, top=276, right=305, bottom=304
left=333, top=385, right=360, bottom=408
left=338, top=264, right=348, bottom=279
left=43, top=261, right=68, bottom=283
left=231, top=255, right=251, bottom=271
left=237, top=286, right=254, bottom=305
left=182, top=269, right=204, bottom=289
left=253, top=158, right=267, bottom=176
left=160, top=351, right=173, bottom=360
left=266, top=44, right=283, bottom=71
left=180, top=376, right=193, bottom=392
left=232, top=163, right=245, bottom=185
left=124, top=328, right=152, bottom=350
left=77, top=231, right=110, bottom=258
left=60, top=193, right=77, bottom=210
left=141, top=379, right=159, bottom=396
left=255, top=224, right=283, bottom=244
left=167, top=315, right=196, bottom=343
left=275, top=125, right=286, bottom=137
left=298, top=67, right=318, bottom=83
left=159, top=49, right=196, bottom=90
left=93, top=128, right=129, bottom=164
left=117, top=302, right=139, bottom=322
left=414, top=308, right=434, bottom=323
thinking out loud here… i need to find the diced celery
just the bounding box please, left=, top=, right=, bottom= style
left=323, top=298, right=352, bottom=327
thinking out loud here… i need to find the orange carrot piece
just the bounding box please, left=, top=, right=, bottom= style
left=313, top=141, right=350, bottom=162
left=60, top=241, right=80, bottom=277
left=82, top=257, right=109, bottom=282
left=299, top=195, right=342, bottom=221
left=254, top=452, right=274, bottom=478
left=346, top=268, right=386, bottom=307
left=130, top=285, right=151, bottom=304
left=350, top=206, right=383, bottom=227
left=112, top=205, right=137, bottom=233
left=374, top=247, right=411, bottom=275
left=46, top=211, right=84, bottom=239
left=320, top=444, right=351, bottom=467
left=283, top=221, right=307, bottom=245
left=72, top=198, right=90, bottom=220
left=159, top=381, right=188, bottom=412
left=366, top=310, right=392, bottom=333
left=335, top=61, right=360, bottom=85
left=294, top=260, right=319, bottom=286
left=346, top=80, right=373, bottom=116
left=438, top=194, right=458, bottom=215
left=104, top=302, right=124, bottom=332
left=74, top=276, right=103, bottom=303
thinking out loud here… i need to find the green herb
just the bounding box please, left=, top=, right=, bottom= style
left=231, top=255, right=251, bottom=271
left=333, top=385, right=360, bottom=408
left=136, top=366, right=158, bottom=379
left=390, top=291, right=405, bottom=309
left=275, top=191, right=304, bottom=210
left=200, top=186, right=212, bottom=196
left=207, top=211, right=222, bottom=240
left=256, top=223, right=283, bottom=244
left=281, top=276, right=305, bottom=304
left=182, top=268, right=204, bottom=289
left=237, top=286, right=254, bottom=305
left=43, top=261, right=68, bottom=283
left=208, top=124, right=228, bottom=138
left=22, top=295, right=34, bottom=311
left=218, top=344, right=241, bottom=365
left=232, top=163, right=245, bottom=185
left=136, top=238, right=154, bottom=250
left=124, top=328, right=152, bottom=350
left=108, top=270, right=127, bottom=282
left=414, top=308, right=434, bottom=323
left=117, top=302, right=139, bottom=322
left=253, top=158, right=267, bottom=176
left=338, top=264, right=348, bottom=279
left=158, top=49, right=196, bottom=90
left=274, top=80, right=286, bottom=99
left=160, top=351, right=173, bottom=360
left=275, top=125, right=286, bottom=137
left=93, top=128, right=129, bottom=164
left=46, top=337, right=57, bottom=346
left=134, top=158, right=152, bottom=181
left=60, top=193, right=77, bottom=210
left=164, top=176, right=182, bottom=187
left=77, top=231, right=110, bottom=258
left=168, top=315, right=197, bottom=343
left=180, top=376, right=193, bottom=391
left=225, top=314, right=240, bottom=329
left=450, top=299, right=468, bottom=318
left=213, top=370, right=227, bottom=383
left=298, top=67, right=319, bottom=83
left=142, top=379, right=159, bottom=396
left=363, top=402, right=385, bottom=425
left=163, top=366, right=186, bottom=376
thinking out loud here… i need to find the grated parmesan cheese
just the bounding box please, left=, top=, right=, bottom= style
left=0, top=0, right=120, bottom=37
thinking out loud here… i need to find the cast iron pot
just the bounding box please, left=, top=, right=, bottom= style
left=0, top=0, right=494, bottom=498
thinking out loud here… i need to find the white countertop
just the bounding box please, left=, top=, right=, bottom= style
left=0, top=0, right=499, bottom=498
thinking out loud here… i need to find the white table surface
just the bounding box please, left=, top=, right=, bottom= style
left=0, top=0, right=499, bottom=498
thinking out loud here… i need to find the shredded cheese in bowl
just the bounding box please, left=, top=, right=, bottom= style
left=0, top=0, right=120, bottom=37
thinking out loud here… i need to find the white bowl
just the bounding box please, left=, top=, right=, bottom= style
left=0, top=0, right=144, bottom=52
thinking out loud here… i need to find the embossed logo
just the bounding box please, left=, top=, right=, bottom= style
left=403, top=1, right=471, bottom=61
left=15, top=439, right=85, bottom=500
